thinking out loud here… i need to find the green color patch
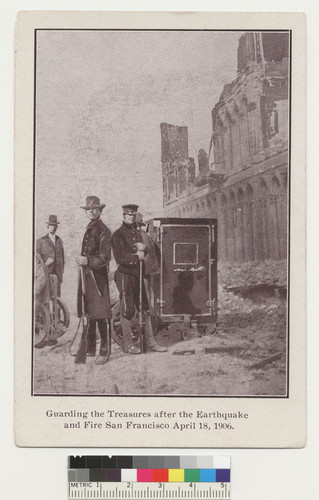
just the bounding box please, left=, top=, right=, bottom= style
left=184, top=469, right=201, bottom=482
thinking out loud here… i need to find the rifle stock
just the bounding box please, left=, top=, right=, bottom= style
left=75, top=266, right=89, bottom=364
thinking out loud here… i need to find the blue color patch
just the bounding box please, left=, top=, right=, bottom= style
left=200, top=469, right=216, bottom=482
left=216, top=469, right=230, bottom=482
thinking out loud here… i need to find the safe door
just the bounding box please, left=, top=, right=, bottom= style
left=159, top=223, right=216, bottom=320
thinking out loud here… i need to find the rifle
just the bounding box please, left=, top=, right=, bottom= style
left=50, top=274, right=58, bottom=332
left=75, top=266, right=89, bottom=364
left=139, top=260, right=146, bottom=353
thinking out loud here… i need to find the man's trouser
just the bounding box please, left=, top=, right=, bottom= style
left=115, top=270, right=156, bottom=351
left=50, top=273, right=62, bottom=298
left=87, top=319, right=109, bottom=356
left=51, top=268, right=62, bottom=297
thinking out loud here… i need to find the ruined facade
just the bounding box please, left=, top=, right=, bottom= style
left=162, top=32, right=289, bottom=262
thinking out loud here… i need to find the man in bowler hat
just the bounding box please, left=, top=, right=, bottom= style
left=36, top=215, right=65, bottom=297
left=112, top=204, right=167, bottom=354
left=76, top=196, right=112, bottom=364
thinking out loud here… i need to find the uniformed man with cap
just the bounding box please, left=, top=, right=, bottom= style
left=36, top=215, right=65, bottom=297
left=112, top=204, right=167, bottom=354
left=76, top=196, right=112, bottom=364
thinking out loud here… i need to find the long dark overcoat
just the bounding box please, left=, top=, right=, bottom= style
left=36, top=234, right=64, bottom=283
left=77, top=217, right=112, bottom=319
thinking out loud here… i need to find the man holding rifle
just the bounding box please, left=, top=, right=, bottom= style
left=75, top=196, right=112, bottom=365
left=112, top=204, right=167, bottom=355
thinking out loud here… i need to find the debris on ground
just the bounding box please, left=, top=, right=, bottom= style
left=33, top=260, right=287, bottom=396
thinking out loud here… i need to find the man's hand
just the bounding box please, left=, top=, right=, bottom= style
left=136, top=251, right=145, bottom=261
left=135, top=242, right=146, bottom=252
left=45, top=257, right=54, bottom=267
left=75, top=256, right=88, bottom=266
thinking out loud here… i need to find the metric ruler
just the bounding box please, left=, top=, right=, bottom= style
left=68, top=481, right=230, bottom=499
left=68, top=455, right=231, bottom=500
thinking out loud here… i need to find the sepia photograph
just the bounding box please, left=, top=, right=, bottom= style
left=32, top=28, right=290, bottom=397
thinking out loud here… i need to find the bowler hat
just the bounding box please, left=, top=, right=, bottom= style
left=122, top=204, right=138, bottom=214
left=81, top=196, right=105, bottom=210
left=46, top=215, right=60, bottom=225
left=135, top=212, right=146, bottom=226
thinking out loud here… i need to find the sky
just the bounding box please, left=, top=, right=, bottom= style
left=35, top=30, right=241, bottom=243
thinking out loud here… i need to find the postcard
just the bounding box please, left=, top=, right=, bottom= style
left=14, top=11, right=306, bottom=447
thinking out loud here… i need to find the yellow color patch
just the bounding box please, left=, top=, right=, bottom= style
left=169, top=469, right=185, bottom=482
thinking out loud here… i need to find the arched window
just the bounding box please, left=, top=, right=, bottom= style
left=236, top=187, right=245, bottom=261
left=237, top=187, right=245, bottom=203
left=246, top=183, right=254, bottom=200
left=261, top=178, right=269, bottom=195
left=211, top=195, right=217, bottom=217
left=260, top=178, right=270, bottom=259
left=245, top=183, right=255, bottom=261
left=220, top=194, right=229, bottom=260
left=221, top=194, right=228, bottom=207
left=272, top=175, right=280, bottom=195
left=229, top=190, right=236, bottom=207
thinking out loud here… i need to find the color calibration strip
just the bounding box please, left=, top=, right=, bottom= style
left=68, top=455, right=231, bottom=483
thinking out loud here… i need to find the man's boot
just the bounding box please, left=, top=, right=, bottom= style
left=121, top=316, right=141, bottom=354
left=87, top=320, right=96, bottom=357
left=144, top=314, right=167, bottom=352
left=95, top=320, right=110, bottom=365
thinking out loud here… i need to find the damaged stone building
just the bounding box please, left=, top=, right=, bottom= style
left=161, top=31, right=289, bottom=263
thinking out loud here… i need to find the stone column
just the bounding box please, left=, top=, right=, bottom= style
left=228, top=204, right=237, bottom=262
left=278, top=190, right=288, bottom=259
left=253, top=193, right=265, bottom=261
left=261, top=197, right=270, bottom=259
left=220, top=196, right=229, bottom=262
left=243, top=199, right=255, bottom=261
left=268, top=195, right=281, bottom=259
left=236, top=204, right=245, bottom=262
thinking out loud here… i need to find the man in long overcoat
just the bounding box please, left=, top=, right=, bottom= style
left=36, top=215, right=65, bottom=297
left=112, top=204, right=167, bottom=354
left=76, top=196, right=112, bottom=365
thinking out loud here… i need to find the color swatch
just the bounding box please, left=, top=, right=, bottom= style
left=68, top=455, right=231, bottom=483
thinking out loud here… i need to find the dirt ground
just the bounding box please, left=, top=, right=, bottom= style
left=34, top=298, right=287, bottom=396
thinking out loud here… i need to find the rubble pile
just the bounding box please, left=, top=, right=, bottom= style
left=217, top=260, right=287, bottom=315
left=218, top=259, right=287, bottom=290
left=218, top=285, right=256, bottom=315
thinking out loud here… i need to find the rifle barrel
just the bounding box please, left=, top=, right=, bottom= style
left=75, top=265, right=88, bottom=364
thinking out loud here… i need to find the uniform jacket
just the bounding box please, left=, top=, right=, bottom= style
left=77, top=217, right=112, bottom=319
left=36, top=234, right=64, bottom=283
left=111, top=222, right=142, bottom=277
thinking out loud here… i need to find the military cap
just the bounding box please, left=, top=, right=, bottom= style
left=81, top=196, right=105, bottom=210
left=122, top=204, right=139, bottom=214
left=46, top=215, right=60, bottom=225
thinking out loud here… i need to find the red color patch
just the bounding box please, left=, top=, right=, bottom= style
left=152, top=469, right=169, bottom=482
